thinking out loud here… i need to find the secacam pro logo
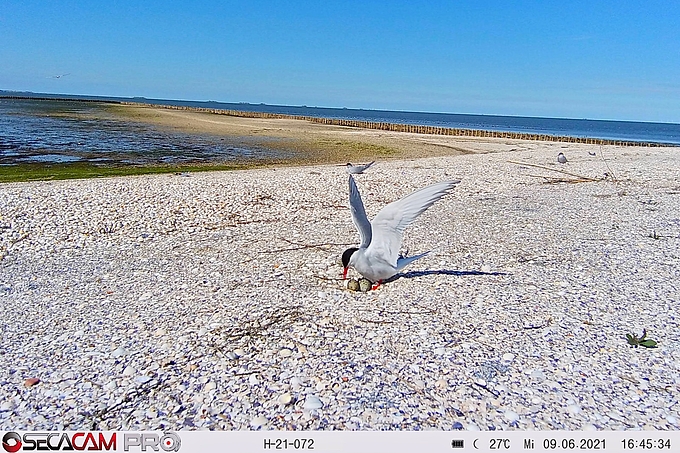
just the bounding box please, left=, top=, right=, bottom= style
left=2, top=432, right=181, bottom=452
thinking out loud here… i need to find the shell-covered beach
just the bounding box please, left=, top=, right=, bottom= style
left=1, top=132, right=679, bottom=430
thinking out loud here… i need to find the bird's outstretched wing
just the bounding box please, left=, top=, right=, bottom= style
left=368, top=179, right=460, bottom=265
left=348, top=175, right=372, bottom=248
left=346, top=161, right=376, bottom=174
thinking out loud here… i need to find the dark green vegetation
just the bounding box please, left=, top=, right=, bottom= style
left=0, top=162, right=266, bottom=183
left=625, top=329, right=658, bottom=348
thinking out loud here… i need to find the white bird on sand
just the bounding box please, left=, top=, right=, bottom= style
left=557, top=152, right=567, bottom=164
left=346, top=161, right=375, bottom=174
left=341, top=175, right=460, bottom=289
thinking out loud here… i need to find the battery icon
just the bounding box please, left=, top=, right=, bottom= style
left=451, top=439, right=464, bottom=448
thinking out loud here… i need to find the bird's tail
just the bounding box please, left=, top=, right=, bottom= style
left=396, top=251, right=430, bottom=271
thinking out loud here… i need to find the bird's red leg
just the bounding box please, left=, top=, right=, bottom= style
left=371, top=280, right=382, bottom=290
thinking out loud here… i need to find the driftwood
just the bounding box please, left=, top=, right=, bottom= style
left=508, top=160, right=601, bottom=182
left=525, top=174, right=598, bottom=184
left=261, top=237, right=352, bottom=254
left=598, top=146, right=618, bottom=181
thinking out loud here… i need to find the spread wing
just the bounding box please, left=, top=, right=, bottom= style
left=367, top=180, right=460, bottom=266
left=348, top=175, right=372, bottom=248
left=357, top=161, right=375, bottom=172
left=346, top=161, right=376, bottom=174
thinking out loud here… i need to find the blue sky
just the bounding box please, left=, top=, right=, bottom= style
left=1, top=1, right=679, bottom=122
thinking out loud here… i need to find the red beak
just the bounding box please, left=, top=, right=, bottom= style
left=342, top=267, right=348, bottom=279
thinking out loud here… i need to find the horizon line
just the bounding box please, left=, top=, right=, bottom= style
left=1, top=89, right=680, bottom=126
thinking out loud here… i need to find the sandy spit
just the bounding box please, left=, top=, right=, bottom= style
left=103, top=104, right=531, bottom=164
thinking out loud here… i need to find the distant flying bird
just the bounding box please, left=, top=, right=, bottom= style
left=557, top=153, right=567, bottom=164
left=48, top=73, right=71, bottom=79
left=346, top=161, right=375, bottom=174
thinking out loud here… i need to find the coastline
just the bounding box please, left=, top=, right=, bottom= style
left=2, top=100, right=677, bottom=183
left=1, top=144, right=679, bottom=430
left=1, top=102, right=521, bottom=183
left=4, top=95, right=679, bottom=147
left=103, top=103, right=518, bottom=162
left=120, top=101, right=675, bottom=147
left=102, top=103, right=680, bottom=166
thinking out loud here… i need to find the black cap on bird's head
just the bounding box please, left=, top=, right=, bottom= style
left=341, top=247, right=359, bottom=279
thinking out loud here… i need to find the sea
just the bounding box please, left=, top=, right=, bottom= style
left=0, top=97, right=283, bottom=166
left=1, top=93, right=679, bottom=166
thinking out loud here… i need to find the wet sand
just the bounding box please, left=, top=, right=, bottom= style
left=105, top=104, right=528, bottom=165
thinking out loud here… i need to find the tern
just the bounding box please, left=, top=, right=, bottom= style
left=342, top=175, right=460, bottom=288
left=557, top=152, right=567, bottom=164
left=346, top=161, right=375, bottom=174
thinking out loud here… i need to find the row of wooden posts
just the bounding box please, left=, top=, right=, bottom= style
left=121, top=101, right=668, bottom=147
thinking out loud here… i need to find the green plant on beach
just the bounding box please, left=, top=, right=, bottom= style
left=625, top=329, right=658, bottom=348
left=0, top=162, right=259, bottom=183
left=314, top=138, right=397, bottom=157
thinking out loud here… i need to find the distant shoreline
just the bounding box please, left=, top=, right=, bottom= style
left=122, top=101, right=674, bottom=148
left=3, top=96, right=679, bottom=183
left=2, top=95, right=677, bottom=147
left=0, top=94, right=123, bottom=104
